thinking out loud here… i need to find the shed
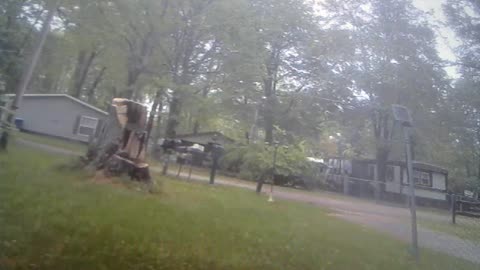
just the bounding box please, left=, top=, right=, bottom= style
left=6, top=94, right=108, bottom=142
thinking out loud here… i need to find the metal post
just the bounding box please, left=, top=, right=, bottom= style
left=177, top=163, right=183, bottom=177
left=451, top=194, right=456, bottom=224
left=374, top=167, right=380, bottom=203
left=162, top=152, right=170, bottom=175
left=188, top=162, right=193, bottom=180
left=209, top=156, right=218, bottom=185
left=342, top=170, right=349, bottom=195
left=404, top=127, right=419, bottom=261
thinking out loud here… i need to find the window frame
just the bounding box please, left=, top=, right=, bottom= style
left=77, top=115, right=98, bottom=137
left=404, top=168, right=433, bottom=188
left=413, top=170, right=432, bottom=187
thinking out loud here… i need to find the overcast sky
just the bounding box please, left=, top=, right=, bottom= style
left=413, top=0, right=461, bottom=77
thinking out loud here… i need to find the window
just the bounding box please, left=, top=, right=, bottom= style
left=386, top=166, right=395, bottom=182
left=77, top=116, right=98, bottom=137
left=413, top=170, right=431, bottom=187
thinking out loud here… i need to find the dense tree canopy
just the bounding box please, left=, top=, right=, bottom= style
left=1, top=0, right=479, bottom=193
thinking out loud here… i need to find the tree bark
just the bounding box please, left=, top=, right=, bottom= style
left=372, top=109, right=391, bottom=199
left=124, top=69, right=139, bottom=100
left=165, top=95, right=182, bottom=138
left=263, top=48, right=279, bottom=144
left=71, top=50, right=97, bottom=98
left=263, top=76, right=275, bottom=144
left=70, top=50, right=86, bottom=97
left=87, top=67, right=106, bottom=104
left=152, top=97, right=164, bottom=149
left=145, top=89, right=163, bottom=150
left=249, top=106, right=259, bottom=144
left=192, top=120, right=200, bottom=135
left=477, top=159, right=480, bottom=180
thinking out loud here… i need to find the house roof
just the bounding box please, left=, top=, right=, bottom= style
left=5, top=94, right=108, bottom=115
left=175, top=131, right=234, bottom=145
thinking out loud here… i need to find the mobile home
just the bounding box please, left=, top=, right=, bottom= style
left=326, top=158, right=448, bottom=205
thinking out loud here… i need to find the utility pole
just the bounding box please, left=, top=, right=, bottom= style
left=392, top=104, right=418, bottom=261
left=404, top=126, right=419, bottom=261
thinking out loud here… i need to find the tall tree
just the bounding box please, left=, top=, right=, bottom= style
left=323, top=0, right=448, bottom=185
left=1, top=0, right=57, bottom=150
left=445, top=0, right=480, bottom=195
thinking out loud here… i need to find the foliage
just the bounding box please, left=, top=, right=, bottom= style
left=443, top=0, right=480, bottom=191
left=220, top=141, right=313, bottom=181
left=3, top=0, right=480, bottom=192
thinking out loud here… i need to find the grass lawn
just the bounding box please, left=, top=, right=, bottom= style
left=13, top=131, right=86, bottom=153
left=419, top=217, right=480, bottom=244
left=0, top=147, right=478, bottom=270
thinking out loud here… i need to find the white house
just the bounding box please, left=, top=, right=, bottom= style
left=6, top=94, right=108, bottom=142
left=326, top=158, right=448, bottom=204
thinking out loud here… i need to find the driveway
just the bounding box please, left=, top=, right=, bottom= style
left=15, top=139, right=480, bottom=264
left=154, top=168, right=480, bottom=265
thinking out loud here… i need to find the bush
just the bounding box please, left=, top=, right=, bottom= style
left=220, top=141, right=318, bottom=185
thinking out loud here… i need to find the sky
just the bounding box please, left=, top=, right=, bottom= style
left=413, top=0, right=461, bottom=77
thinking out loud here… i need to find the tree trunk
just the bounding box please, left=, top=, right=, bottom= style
left=466, top=163, right=472, bottom=177
left=165, top=94, right=182, bottom=138
left=145, top=89, right=163, bottom=151
left=70, top=50, right=86, bottom=97
left=1, top=2, right=56, bottom=150
left=124, top=70, right=138, bottom=100
left=263, top=48, right=279, bottom=144
left=71, top=50, right=97, bottom=98
left=477, top=159, right=480, bottom=181
left=372, top=109, right=392, bottom=200
left=152, top=97, right=164, bottom=150
left=87, top=101, right=150, bottom=182
left=376, top=148, right=389, bottom=181
left=249, top=106, right=259, bottom=144
left=87, top=67, right=106, bottom=104
left=263, top=76, right=274, bottom=144
left=192, top=120, right=200, bottom=135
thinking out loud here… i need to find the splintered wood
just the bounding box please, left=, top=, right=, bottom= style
left=87, top=98, right=151, bottom=181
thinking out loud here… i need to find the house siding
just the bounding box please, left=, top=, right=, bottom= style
left=400, top=186, right=447, bottom=201
left=385, top=165, right=402, bottom=194
left=15, top=96, right=107, bottom=142
left=432, top=172, right=447, bottom=190
left=400, top=167, right=447, bottom=201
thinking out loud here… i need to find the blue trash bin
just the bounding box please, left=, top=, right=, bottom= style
left=14, top=118, right=24, bottom=131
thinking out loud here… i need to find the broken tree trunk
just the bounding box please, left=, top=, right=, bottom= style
left=86, top=98, right=151, bottom=182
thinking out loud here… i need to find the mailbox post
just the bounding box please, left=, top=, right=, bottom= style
left=209, top=143, right=224, bottom=185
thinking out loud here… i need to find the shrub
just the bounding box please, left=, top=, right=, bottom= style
left=220, top=141, right=317, bottom=184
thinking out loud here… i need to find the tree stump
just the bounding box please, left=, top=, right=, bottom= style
left=86, top=98, right=151, bottom=182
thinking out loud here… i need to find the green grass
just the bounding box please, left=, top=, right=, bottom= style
left=419, top=217, right=480, bottom=243
left=0, top=147, right=478, bottom=270
left=13, top=131, right=86, bottom=153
